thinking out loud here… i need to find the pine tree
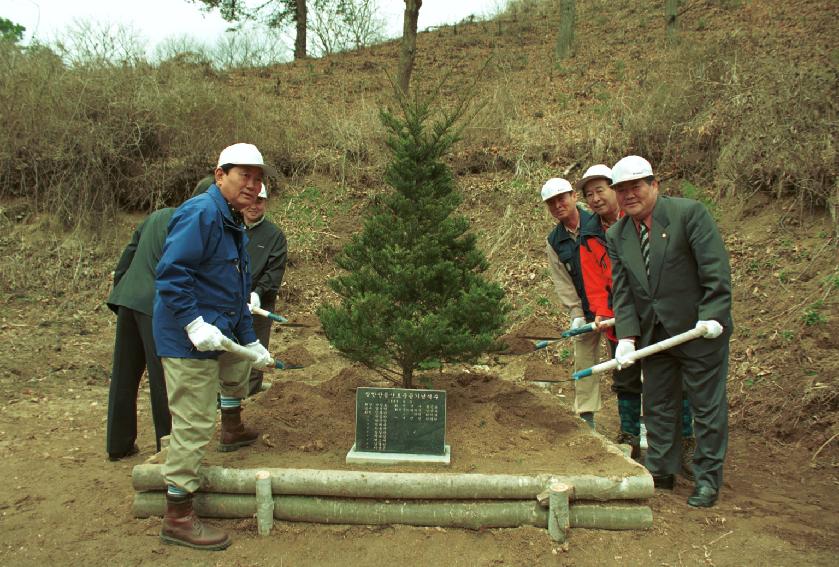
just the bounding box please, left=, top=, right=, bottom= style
left=319, top=95, right=507, bottom=388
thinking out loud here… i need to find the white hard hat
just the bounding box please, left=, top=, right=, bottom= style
left=257, top=183, right=268, bottom=199
left=610, top=155, right=654, bottom=187
left=217, top=143, right=277, bottom=178
left=575, top=164, right=612, bottom=191
left=541, top=178, right=574, bottom=202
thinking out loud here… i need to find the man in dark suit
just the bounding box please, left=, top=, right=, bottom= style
left=606, top=155, right=732, bottom=508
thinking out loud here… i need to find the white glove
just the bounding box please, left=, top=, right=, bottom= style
left=570, top=317, right=586, bottom=330
left=249, top=292, right=261, bottom=312
left=696, top=320, right=723, bottom=339
left=245, top=340, right=272, bottom=369
left=185, top=316, right=225, bottom=352
left=615, top=339, right=636, bottom=370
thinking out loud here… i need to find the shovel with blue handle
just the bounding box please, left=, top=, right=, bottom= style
left=219, top=337, right=304, bottom=370
left=249, top=305, right=312, bottom=328
left=534, top=318, right=616, bottom=350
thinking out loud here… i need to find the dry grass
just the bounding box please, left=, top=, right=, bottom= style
left=3, top=0, right=835, bottom=225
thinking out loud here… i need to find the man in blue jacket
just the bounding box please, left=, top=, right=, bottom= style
left=153, top=143, right=274, bottom=550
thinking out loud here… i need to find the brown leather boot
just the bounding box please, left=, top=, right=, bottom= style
left=160, top=494, right=231, bottom=550
left=219, top=406, right=259, bottom=452
left=615, top=431, right=641, bottom=460
left=681, top=437, right=696, bottom=480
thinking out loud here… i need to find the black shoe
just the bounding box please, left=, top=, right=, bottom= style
left=652, top=474, right=675, bottom=490
left=687, top=485, right=718, bottom=507
left=108, top=444, right=139, bottom=462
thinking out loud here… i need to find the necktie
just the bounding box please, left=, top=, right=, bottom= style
left=639, top=222, right=650, bottom=277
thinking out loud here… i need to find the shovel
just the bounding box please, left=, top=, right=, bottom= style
left=534, top=318, right=615, bottom=350
left=571, top=325, right=708, bottom=380
left=220, top=337, right=303, bottom=370
left=250, top=305, right=312, bottom=328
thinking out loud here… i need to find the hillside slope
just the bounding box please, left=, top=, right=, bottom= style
left=0, top=1, right=836, bottom=564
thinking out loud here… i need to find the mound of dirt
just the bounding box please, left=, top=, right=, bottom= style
left=221, top=369, right=636, bottom=477
left=277, top=344, right=316, bottom=367
left=523, top=359, right=564, bottom=382
left=498, top=317, right=566, bottom=355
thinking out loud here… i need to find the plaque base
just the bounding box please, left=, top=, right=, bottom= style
left=345, top=443, right=451, bottom=466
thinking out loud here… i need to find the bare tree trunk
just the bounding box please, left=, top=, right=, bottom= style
left=294, top=0, right=307, bottom=59
left=402, top=366, right=413, bottom=389
left=397, top=0, right=422, bottom=94
left=555, top=0, right=575, bottom=61
left=665, top=0, right=679, bottom=44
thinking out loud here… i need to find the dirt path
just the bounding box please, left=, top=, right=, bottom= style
left=0, top=309, right=836, bottom=566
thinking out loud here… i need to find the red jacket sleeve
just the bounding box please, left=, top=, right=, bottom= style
left=580, top=237, right=617, bottom=342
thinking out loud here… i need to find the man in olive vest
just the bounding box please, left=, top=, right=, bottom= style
left=542, top=177, right=601, bottom=429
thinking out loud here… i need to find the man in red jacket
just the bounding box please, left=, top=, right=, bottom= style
left=577, top=165, right=642, bottom=457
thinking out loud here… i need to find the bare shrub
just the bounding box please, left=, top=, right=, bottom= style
left=552, top=38, right=838, bottom=208
left=713, top=60, right=838, bottom=206
left=52, top=19, right=147, bottom=66
left=153, top=35, right=213, bottom=66
left=210, top=31, right=290, bottom=69
left=308, top=0, right=386, bottom=56
left=0, top=41, right=294, bottom=227
left=290, top=98, right=387, bottom=185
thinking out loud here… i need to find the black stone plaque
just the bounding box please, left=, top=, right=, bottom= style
left=355, top=387, right=447, bottom=455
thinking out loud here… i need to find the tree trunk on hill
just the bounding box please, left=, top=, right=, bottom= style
left=398, top=0, right=422, bottom=94
left=555, top=0, right=575, bottom=62
left=294, top=0, right=307, bottom=59
left=665, top=0, right=680, bottom=44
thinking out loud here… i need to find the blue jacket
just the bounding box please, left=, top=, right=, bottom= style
left=547, top=206, right=595, bottom=321
left=153, top=185, right=257, bottom=358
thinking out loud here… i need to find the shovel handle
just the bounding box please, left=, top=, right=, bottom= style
left=219, top=337, right=300, bottom=371
left=561, top=318, right=615, bottom=338
left=536, top=318, right=616, bottom=349
left=250, top=305, right=289, bottom=324
left=571, top=326, right=707, bottom=380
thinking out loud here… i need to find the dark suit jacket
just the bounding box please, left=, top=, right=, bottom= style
left=107, top=208, right=175, bottom=316
left=606, top=196, right=732, bottom=356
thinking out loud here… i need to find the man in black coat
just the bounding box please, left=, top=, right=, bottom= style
left=242, top=183, right=287, bottom=395
left=606, top=155, right=732, bottom=508
left=106, top=208, right=174, bottom=459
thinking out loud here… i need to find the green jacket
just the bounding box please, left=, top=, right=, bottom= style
left=606, top=196, right=732, bottom=355
left=246, top=217, right=287, bottom=303
left=107, top=208, right=175, bottom=316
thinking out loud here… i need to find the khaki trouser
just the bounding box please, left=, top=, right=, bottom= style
left=248, top=297, right=274, bottom=396
left=162, top=354, right=250, bottom=493
left=573, top=331, right=603, bottom=414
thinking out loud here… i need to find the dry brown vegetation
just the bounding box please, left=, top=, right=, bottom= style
left=2, top=0, right=837, bottom=225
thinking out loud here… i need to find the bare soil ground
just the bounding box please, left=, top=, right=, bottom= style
left=0, top=272, right=837, bottom=566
